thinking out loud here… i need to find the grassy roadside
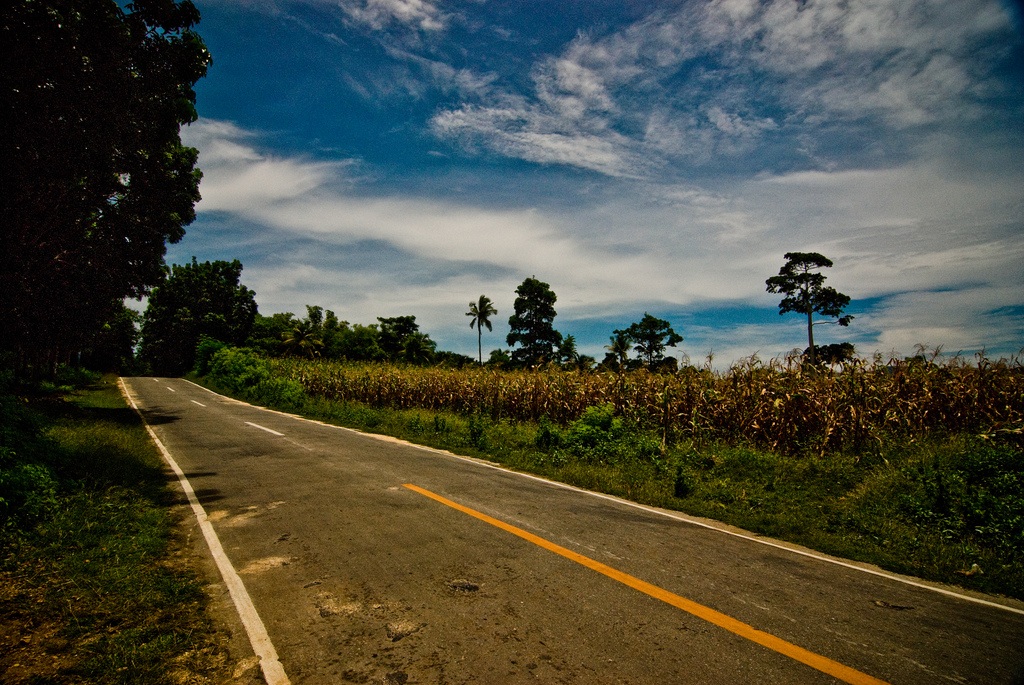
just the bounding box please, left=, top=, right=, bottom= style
left=194, top=364, right=1024, bottom=602
left=0, top=375, right=247, bottom=685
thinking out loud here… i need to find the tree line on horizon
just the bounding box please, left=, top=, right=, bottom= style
left=134, top=260, right=691, bottom=376
left=130, top=255, right=856, bottom=378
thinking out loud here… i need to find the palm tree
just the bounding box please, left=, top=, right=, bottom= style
left=402, top=332, right=436, bottom=366
left=281, top=320, right=323, bottom=359
left=605, top=330, right=631, bottom=371
left=466, top=295, right=498, bottom=365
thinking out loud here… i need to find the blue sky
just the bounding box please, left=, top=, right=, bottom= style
left=169, top=0, right=1024, bottom=365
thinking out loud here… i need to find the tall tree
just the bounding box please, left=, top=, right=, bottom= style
left=616, top=313, right=683, bottom=369
left=506, top=277, right=562, bottom=368
left=766, top=252, right=854, bottom=366
left=466, top=295, right=498, bottom=365
left=139, top=258, right=257, bottom=375
left=1, top=0, right=211, bottom=373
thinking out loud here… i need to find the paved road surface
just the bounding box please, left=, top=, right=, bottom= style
left=121, top=378, right=1024, bottom=685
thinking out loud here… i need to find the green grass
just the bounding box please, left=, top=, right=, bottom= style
left=196, top=372, right=1024, bottom=601
left=0, top=376, right=233, bottom=685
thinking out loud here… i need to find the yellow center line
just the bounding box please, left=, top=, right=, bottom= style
left=403, top=483, right=890, bottom=685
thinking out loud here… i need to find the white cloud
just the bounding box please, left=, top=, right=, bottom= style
left=722, top=0, right=1013, bottom=126
left=178, top=118, right=1023, bottom=363
left=430, top=0, right=1018, bottom=176
left=867, top=285, right=1024, bottom=358
left=705, top=106, right=778, bottom=138
left=341, top=0, right=446, bottom=32
left=431, top=104, right=648, bottom=178
left=182, top=120, right=675, bottom=303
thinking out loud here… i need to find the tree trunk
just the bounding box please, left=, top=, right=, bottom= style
left=806, top=302, right=816, bottom=365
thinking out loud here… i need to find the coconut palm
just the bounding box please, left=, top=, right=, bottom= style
left=466, top=295, right=498, bottom=365
left=281, top=320, right=323, bottom=359
left=604, top=330, right=631, bottom=371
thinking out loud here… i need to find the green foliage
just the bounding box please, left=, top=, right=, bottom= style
left=507, top=277, right=562, bottom=367
left=193, top=335, right=228, bottom=375
left=1, top=0, right=211, bottom=372
left=139, top=258, right=257, bottom=375
left=335, top=323, right=387, bottom=362
left=809, top=342, right=856, bottom=366
left=487, top=348, right=512, bottom=367
left=246, top=312, right=298, bottom=355
left=0, top=392, right=58, bottom=526
left=54, top=364, right=101, bottom=389
left=468, top=414, right=489, bottom=449
left=0, top=459, right=58, bottom=525
left=205, top=347, right=306, bottom=409
left=895, top=439, right=1024, bottom=557
left=535, top=416, right=562, bottom=450
left=565, top=403, right=622, bottom=447
left=602, top=330, right=632, bottom=371
left=81, top=305, right=142, bottom=373
left=281, top=319, right=325, bottom=359
left=377, top=316, right=420, bottom=359
left=533, top=403, right=664, bottom=467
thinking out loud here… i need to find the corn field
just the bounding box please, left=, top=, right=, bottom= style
left=269, top=353, right=1024, bottom=455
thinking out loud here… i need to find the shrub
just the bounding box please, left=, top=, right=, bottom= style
left=193, top=336, right=228, bottom=376
left=206, top=347, right=271, bottom=394
left=0, top=457, right=58, bottom=525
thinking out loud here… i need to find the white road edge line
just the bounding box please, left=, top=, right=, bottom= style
left=245, top=421, right=285, bottom=437
left=183, top=379, right=1024, bottom=617
left=119, top=379, right=291, bottom=685
left=191, top=400, right=206, bottom=407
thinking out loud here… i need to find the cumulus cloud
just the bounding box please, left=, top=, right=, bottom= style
left=180, top=120, right=682, bottom=313
left=430, top=0, right=1019, bottom=176
left=177, top=115, right=1023, bottom=362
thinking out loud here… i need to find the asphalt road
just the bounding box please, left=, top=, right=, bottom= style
left=121, top=377, right=1024, bottom=685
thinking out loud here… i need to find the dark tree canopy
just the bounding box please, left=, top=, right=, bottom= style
left=378, top=316, right=437, bottom=365
left=766, top=252, right=853, bottom=365
left=80, top=304, right=141, bottom=373
left=808, top=342, right=856, bottom=366
left=139, top=258, right=257, bottom=376
left=1, top=0, right=210, bottom=372
left=616, top=313, right=683, bottom=369
left=377, top=316, right=420, bottom=359
left=507, top=277, right=562, bottom=367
